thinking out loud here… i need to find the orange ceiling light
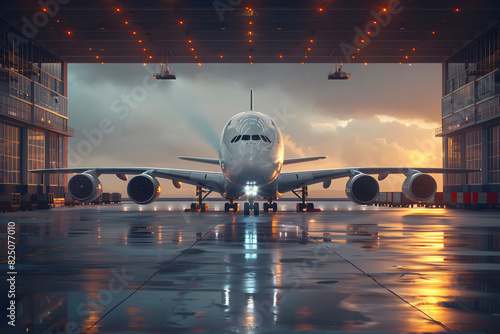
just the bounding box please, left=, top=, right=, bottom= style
left=116, top=8, right=120, bottom=12
left=319, top=8, right=323, bottom=12
left=179, top=21, right=184, bottom=24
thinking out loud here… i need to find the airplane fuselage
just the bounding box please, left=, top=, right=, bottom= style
left=219, top=111, right=284, bottom=199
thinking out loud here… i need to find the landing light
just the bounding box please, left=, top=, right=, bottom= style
left=245, top=181, right=258, bottom=196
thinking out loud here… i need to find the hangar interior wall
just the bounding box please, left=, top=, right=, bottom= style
left=440, top=24, right=500, bottom=193
left=0, top=19, right=73, bottom=197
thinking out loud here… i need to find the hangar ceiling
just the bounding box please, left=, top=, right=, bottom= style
left=1, top=0, right=499, bottom=64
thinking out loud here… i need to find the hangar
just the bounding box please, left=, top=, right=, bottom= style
left=0, top=0, right=499, bottom=196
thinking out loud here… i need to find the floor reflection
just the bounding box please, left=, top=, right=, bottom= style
left=2, top=204, right=500, bottom=333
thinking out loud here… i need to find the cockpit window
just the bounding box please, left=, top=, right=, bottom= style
left=261, top=135, right=271, bottom=143
left=231, top=134, right=271, bottom=143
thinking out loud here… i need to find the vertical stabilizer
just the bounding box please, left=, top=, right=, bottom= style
left=250, top=88, right=254, bottom=111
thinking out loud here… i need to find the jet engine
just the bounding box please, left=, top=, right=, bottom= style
left=127, top=174, right=161, bottom=204
left=345, top=173, right=379, bottom=204
left=68, top=173, right=102, bottom=202
left=402, top=173, right=436, bottom=202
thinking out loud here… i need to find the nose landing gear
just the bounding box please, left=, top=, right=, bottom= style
left=244, top=196, right=260, bottom=216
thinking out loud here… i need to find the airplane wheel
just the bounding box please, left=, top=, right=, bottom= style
left=296, top=203, right=306, bottom=212
left=272, top=202, right=278, bottom=212
left=224, top=203, right=230, bottom=212
left=244, top=202, right=250, bottom=216
left=263, top=203, right=269, bottom=213
left=232, top=203, right=239, bottom=212
left=254, top=202, right=259, bottom=216
left=190, top=203, right=196, bottom=210
left=306, top=203, right=314, bottom=211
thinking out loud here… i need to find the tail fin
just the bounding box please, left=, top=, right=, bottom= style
left=250, top=88, right=254, bottom=111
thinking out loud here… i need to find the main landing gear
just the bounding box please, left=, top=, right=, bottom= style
left=224, top=199, right=239, bottom=212
left=263, top=200, right=278, bottom=213
left=292, top=186, right=316, bottom=212
left=189, top=186, right=211, bottom=212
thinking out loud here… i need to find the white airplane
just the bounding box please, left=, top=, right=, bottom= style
left=32, top=90, right=475, bottom=215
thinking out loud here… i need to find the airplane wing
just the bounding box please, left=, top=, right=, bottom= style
left=178, top=157, right=220, bottom=165
left=278, top=167, right=478, bottom=194
left=283, top=156, right=327, bottom=165
left=30, top=167, right=226, bottom=193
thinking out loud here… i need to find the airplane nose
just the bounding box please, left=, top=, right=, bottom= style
left=241, top=144, right=259, bottom=161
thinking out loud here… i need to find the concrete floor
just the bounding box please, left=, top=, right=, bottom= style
left=1, top=201, right=499, bottom=334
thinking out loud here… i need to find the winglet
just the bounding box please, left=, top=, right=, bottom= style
left=250, top=88, right=254, bottom=111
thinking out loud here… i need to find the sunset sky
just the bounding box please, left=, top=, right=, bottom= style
left=67, top=63, right=443, bottom=198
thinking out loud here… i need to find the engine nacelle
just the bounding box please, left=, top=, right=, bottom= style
left=402, top=173, right=437, bottom=202
left=345, top=173, right=379, bottom=204
left=127, top=174, right=161, bottom=205
left=68, top=173, right=102, bottom=202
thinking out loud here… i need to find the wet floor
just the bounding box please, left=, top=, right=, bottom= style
left=1, top=202, right=500, bottom=333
